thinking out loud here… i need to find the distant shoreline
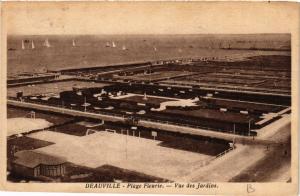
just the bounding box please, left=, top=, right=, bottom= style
left=221, top=48, right=290, bottom=51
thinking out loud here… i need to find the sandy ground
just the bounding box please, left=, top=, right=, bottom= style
left=258, top=114, right=291, bottom=141
left=229, top=115, right=291, bottom=182
left=7, top=117, right=53, bottom=136
left=184, top=144, right=266, bottom=182
left=28, top=130, right=267, bottom=182
left=28, top=131, right=212, bottom=181
left=267, top=162, right=290, bottom=182
left=151, top=98, right=199, bottom=111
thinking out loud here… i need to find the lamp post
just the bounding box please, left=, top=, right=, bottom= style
left=62, top=101, right=64, bottom=114
left=84, top=96, right=87, bottom=112
left=126, top=129, right=128, bottom=160
left=233, top=123, right=236, bottom=145
left=248, top=118, right=253, bottom=136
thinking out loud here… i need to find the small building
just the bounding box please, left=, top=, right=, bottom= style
left=12, top=150, right=67, bottom=178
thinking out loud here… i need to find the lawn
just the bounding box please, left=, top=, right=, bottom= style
left=7, top=80, right=110, bottom=97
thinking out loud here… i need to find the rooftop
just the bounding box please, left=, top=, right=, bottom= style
left=14, top=150, right=66, bottom=168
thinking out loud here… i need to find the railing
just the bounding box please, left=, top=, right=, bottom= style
left=195, top=146, right=235, bottom=169
left=215, top=147, right=234, bottom=158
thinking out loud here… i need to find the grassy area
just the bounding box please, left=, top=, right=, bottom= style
left=51, top=122, right=89, bottom=136
left=63, top=163, right=168, bottom=182
left=160, top=108, right=252, bottom=124
left=7, top=80, right=109, bottom=97
left=204, top=98, right=286, bottom=113
left=164, top=55, right=291, bottom=93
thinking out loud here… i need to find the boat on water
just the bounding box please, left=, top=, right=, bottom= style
left=105, top=42, right=110, bottom=47
left=122, top=45, right=128, bottom=50
left=43, top=39, right=51, bottom=48
left=112, top=41, right=116, bottom=48
left=72, top=39, right=76, bottom=47
left=21, top=40, right=25, bottom=50
left=31, top=40, right=35, bottom=49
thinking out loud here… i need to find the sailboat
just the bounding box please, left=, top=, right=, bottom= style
left=21, top=40, right=25, bottom=50
left=31, top=40, right=35, bottom=49
left=122, top=45, right=127, bottom=50
left=153, top=47, right=157, bottom=52
left=44, top=39, right=51, bottom=48
left=105, top=42, right=110, bottom=47
left=112, top=41, right=116, bottom=48
left=72, top=39, right=76, bottom=47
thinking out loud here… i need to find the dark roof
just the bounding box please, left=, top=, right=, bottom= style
left=14, top=150, right=66, bottom=168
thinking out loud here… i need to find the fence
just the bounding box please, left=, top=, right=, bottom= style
left=195, top=146, right=235, bottom=169
left=215, top=147, right=234, bottom=158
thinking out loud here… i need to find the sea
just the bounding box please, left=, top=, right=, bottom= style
left=7, top=34, right=291, bottom=76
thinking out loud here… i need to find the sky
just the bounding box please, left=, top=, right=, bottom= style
left=3, top=2, right=299, bottom=35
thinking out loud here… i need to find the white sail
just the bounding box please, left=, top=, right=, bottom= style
left=47, top=39, right=51, bottom=47
left=44, top=39, right=51, bottom=48
left=112, top=41, right=116, bottom=48
left=22, top=40, right=25, bottom=50
left=72, top=39, right=76, bottom=47
left=31, top=40, right=35, bottom=49
left=153, top=47, right=157, bottom=52
left=122, top=45, right=127, bottom=50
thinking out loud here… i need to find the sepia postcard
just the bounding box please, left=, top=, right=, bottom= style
left=0, top=1, right=299, bottom=195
